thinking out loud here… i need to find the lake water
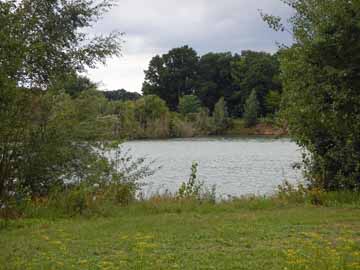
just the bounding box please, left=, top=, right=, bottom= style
left=123, top=137, right=303, bottom=197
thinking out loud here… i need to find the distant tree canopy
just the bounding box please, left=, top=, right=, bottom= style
left=263, top=0, right=360, bottom=190
left=103, top=89, right=141, bottom=101
left=142, top=46, right=281, bottom=117
left=197, top=52, right=240, bottom=115
left=142, top=46, right=199, bottom=111
left=231, top=51, right=281, bottom=117
left=53, top=73, right=98, bottom=97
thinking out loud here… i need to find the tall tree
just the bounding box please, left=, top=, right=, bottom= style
left=142, top=45, right=199, bottom=110
left=232, top=51, right=281, bottom=116
left=243, top=89, right=260, bottom=127
left=196, top=52, right=239, bottom=114
left=263, top=0, right=360, bottom=190
left=213, top=97, right=229, bottom=134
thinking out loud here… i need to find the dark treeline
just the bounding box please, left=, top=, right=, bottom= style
left=142, top=47, right=282, bottom=118
left=103, top=89, right=141, bottom=101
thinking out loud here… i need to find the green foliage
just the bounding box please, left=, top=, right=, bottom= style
left=264, top=0, right=360, bottom=190
left=231, top=51, right=281, bottom=117
left=0, top=0, right=122, bottom=88
left=53, top=73, right=98, bottom=97
left=178, top=162, right=203, bottom=199
left=177, top=162, right=216, bottom=202
left=178, top=95, right=201, bottom=115
left=197, top=52, right=239, bottom=115
left=112, top=100, right=140, bottom=139
left=142, top=46, right=199, bottom=110
left=103, top=89, right=141, bottom=101
left=194, top=108, right=211, bottom=134
left=243, top=89, right=260, bottom=127
left=142, top=47, right=282, bottom=118
left=212, top=97, right=229, bottom=133
left=169, top=113, right=195, bottom=138
left=74, top=90, right=112, bottom=139
left=0, top=0, right=123, bottom=209
left=134, top=95, right=170, bottom=138
left=265, top=90, right=281, bottom=115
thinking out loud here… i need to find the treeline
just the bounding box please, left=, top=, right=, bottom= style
left=103, top=89, right=141, bottom=101
left=95, top=48, right=282, bottom=129
left=142, top=47, right=282, bottom=118
left=52, top=87, right=231, bottom=140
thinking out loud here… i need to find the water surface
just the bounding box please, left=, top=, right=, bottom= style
left=123, top=137, right=302, bottom=197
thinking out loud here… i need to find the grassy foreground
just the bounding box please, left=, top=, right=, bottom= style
left=1, top=199, right=360, bottom=270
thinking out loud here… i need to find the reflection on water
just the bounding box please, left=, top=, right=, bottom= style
left=122, top=137, right=303, bottom=197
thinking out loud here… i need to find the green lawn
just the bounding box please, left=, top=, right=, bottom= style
left=1, top=203, right=360, bottom=270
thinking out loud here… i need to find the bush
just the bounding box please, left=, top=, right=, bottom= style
left=169, top=113, right=195, bottom=138
left=212, top=97, right=230, bottom=134
left=178, top=162, right=203, bottom=199
left=178, top=95, right=201, bottom=115
left=178, top=162, right=216, bottom=203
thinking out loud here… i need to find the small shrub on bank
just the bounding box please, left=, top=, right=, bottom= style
left=178, top=162, right=203, bottom=199
left=178, top=162, right=216, bottom=203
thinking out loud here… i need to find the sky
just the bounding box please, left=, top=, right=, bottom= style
left=86, top=0, right=294, bottom=93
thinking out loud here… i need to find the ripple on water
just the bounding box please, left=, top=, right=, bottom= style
left=121, top=137, right=302, bottom=197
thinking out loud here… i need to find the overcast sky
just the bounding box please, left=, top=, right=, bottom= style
left=86, top=0, right=293, bottom=93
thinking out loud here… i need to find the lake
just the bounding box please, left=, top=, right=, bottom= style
left=123, top=137, right=303, bottom=197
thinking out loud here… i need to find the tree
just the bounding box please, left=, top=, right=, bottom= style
left=232, top=51, right=281, bottom=117
left=142, top=46, right=199, bottom=110
left=53, top=73, right=98, bottom=97
left=263, top=0, right=360, bottom=190
left=0, top=0, right=122, bottom=88
left=213, top=97, right=229, bottom=133
left=0, top=0, right=122, bottom=200
left=134, top=95, right=170, bottom=138
left=103, top=89, right=141, bottom=101
left=112, top=100, right=140, bottom=139
left=74, top=90, right=111, bottom=139
left=178, top=95, right=201, bottom=115
left=196, top=52, right=239, bottom=114
left=243, top=90, right=260, bottom=127
left=265, top=90, right=282, bottom=115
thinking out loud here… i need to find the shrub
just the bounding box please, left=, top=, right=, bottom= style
left=169, top=113, right=195, bottom=138
left=178, top=162, right=203, bottom=199
left=178, top=95, right=201, bottom=115
left=243, top=89, right=259, bottom=127
left=178, top=162, right=216, bottom=203
left=212, top=97, right=230, bottom=134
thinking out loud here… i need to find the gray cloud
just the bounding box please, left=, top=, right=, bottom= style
left=87, top=0, right=293, bottom=92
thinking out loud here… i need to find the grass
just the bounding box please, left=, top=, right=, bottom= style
left=1, top=198, right=360, bottom=270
